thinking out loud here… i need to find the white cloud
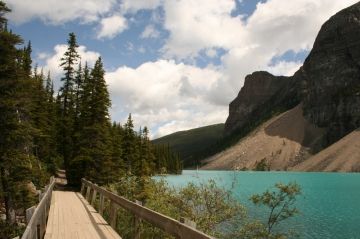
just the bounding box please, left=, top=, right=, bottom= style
left=121, top=0, right=163, bottom=13
left=162, top=0, right=358, bottom=60
left=7, top=0, right=116, bottom=25
left=162, top=0, right=246, bottom=59
left=141, top=25, right=160, bottom=39
left=106, top=0, right=358, bottom=136
left=12, top=0, right=358, bottom=138
left=266, top=61, right=302, bottom=76
left=106, top=60, right=226, bottom=138
left=40, top=44, right=100, bottom=90
left=158, top=0, right=358, bottom=102
left=97, top=15, right=128, bottom=39
left=37, top=52, right=50, bottom=60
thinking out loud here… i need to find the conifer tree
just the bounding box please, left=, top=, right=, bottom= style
left=122, top=114, right=137, bottom=173
left=138, top=127, right=155, bottom=176
left=69, top=57, right=113, bottom=186
left=0, top=2, right=36, bottom=224
left=110, top=122, right=125, bottom=180
left=43, top=72, right=58, bottom=173
left=58, top=32, right=80, bottom=172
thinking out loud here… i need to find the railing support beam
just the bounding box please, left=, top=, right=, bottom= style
left=80, top=178, right=213, bottom=239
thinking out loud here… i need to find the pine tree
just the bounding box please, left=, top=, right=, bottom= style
left=122, top=114, right=137, bottom=174
left=74, top=62, right=83, bottom=119
left=69, top=57, right=113, bottom=186
left=138, top=127, right=155, bottom=176
left=58, top=32, right=80, bottom=172
left=110, top=122, right=125, bottom=180
left=43, top=72, right=58, bottom=173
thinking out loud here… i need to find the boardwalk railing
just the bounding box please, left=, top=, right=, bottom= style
left=21, top=177, right=55, bottom=239
left=81, top=178, right=214, bottom=239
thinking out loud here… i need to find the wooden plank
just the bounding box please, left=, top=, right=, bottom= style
left=44, top=191, right=122, bottom=239
left=22, top=177, right=55, bottom=239
left=109, top=201, right=118, bottom=229
left=77, top=193, right=121, bottom=239
left=99, top=194, right=105, bottom=216
left=134, top=200, right=142, bottom=239
left=91, top=189, right=97, bottom=207
left=25, top=206, right=35, bottom=224
left=85, top=186, right=91, bottom=201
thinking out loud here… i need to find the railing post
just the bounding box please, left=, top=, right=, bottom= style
left=81, top=181, right=85, bottom=196
left=99, top=194, right=105, bottom=216
left=134, top=200, right=143, bottom=239
left=91, top=188, right=97, bottom=207
left=40, top=206, right=45, bottom=239
left=85, top=186, right=91, bottom=201
left=109, top=200, right=118, bottom=229
left=77, top=178, right=213, bottom=239
left=26, top=206, right=36, bottom=224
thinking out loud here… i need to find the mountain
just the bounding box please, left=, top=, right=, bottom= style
left=292, top=128, right=360, bottom=172
left=224, top=71, right=300, bottom=137
left=203, top=104, right=325, bottom=170
left=225, top=2, right=360, bottom=144
left=205, top=2, right=360, bottom=171
left=152, top=124, right=224, bottom=168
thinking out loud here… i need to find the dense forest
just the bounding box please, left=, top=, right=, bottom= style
left=0, top=1, right=181, bottom=235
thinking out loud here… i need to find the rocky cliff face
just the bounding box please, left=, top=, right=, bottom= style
left=301, top=3, right=360, bottom=144
left=225, top=2, right=360, bottom=146
left=224, top=72, right=289, bottom=135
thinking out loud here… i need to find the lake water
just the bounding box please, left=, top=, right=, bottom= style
left=160, top=170, right=360, bottom=239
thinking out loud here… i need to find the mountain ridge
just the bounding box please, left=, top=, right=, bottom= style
left=207, top=2, right=360, bottom=171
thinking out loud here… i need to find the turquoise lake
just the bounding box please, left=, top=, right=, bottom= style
left=160, top=170, right=360, bottom=239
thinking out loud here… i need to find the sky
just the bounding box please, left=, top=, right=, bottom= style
left=5, top=0, right=358, bottom=138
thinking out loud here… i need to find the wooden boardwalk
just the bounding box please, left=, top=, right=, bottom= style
left=21, top=171, right=212, bottom=239
left=44, top=191, right=121, bottom=239
left=43, top=171, right=121, bottom=239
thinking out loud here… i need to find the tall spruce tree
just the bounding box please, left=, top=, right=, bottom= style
left=58, top=32, right=80, bottom=172
left=138, top=127, right=155, bottom=176
left=69, top=57, right=113, bottom=186
left=122, top=114, right=138, bottom=174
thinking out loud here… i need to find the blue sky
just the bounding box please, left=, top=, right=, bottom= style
left=6, top=0, right=358, bottom=138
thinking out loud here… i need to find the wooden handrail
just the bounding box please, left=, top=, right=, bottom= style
left=81, top=178, right=214, bottom=239
left=21, top=177, right=55, bottom=239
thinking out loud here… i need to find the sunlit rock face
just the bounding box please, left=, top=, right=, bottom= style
left=225, top=2, right=360, bottom=145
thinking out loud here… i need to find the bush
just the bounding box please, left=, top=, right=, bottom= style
left=110, top=178, right=301, bottom=239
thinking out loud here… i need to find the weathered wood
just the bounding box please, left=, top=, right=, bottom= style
left=91, top=189, right=97, bottom=206
left=25, top=206, right=36, bottom=224
left=45, top=191, right=122, bottom=239
left=80, top=183, right=85, bottom=196
left=85, top=186, right=91, bottom=201
left=134, top=200, right=142, bottom=239
left=37, top=190, right=43, bottom=201
left=99, top=194, right=105, bottom=216
left=81, top=178, right=213, bottom=239
left=21, top=177, right=55, bottom=239
left=109, top=201, right=118, bottom=229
